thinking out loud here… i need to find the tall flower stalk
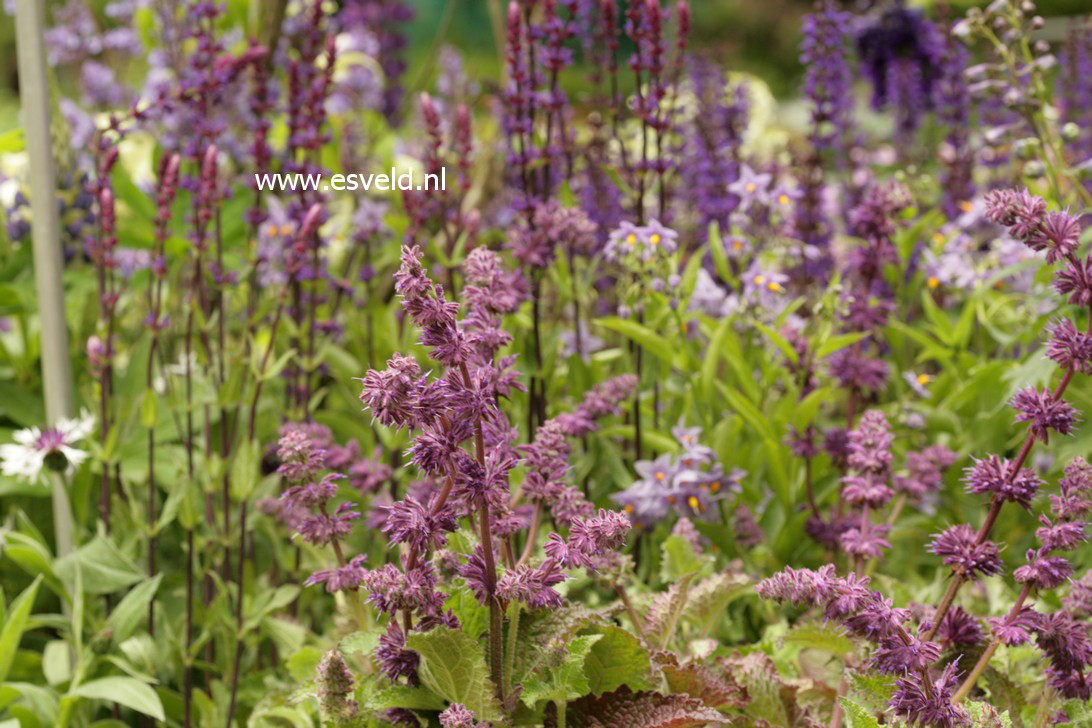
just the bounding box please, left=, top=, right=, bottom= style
left=926, top=189, right=1092, bottom=639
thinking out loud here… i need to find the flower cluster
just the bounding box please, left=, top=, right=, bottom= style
left=611, top=421, right=744, bottom=528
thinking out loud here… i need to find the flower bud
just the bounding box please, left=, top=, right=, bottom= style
left=1023, top=160, right=1045, bottom=178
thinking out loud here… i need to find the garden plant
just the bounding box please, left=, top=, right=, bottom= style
left=2, top=0, right=1092, bottom=726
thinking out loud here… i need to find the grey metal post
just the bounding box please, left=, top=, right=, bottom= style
left=15, top=0, right=76, bottom=557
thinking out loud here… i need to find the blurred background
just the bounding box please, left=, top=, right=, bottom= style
left=1, top=0, right=1089, bottom=137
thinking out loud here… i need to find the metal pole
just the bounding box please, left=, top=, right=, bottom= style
left=15, top=0, right=76, bottom=558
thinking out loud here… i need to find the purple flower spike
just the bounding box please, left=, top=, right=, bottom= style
left=1010, top=386, right=1080, bottom=442
left=929, top=524, right=1003, bottom=580
left=889, top=662, right=966, bottom=728
left=963, top=454, right=1043, bottom=510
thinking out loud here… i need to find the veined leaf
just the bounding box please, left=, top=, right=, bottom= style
left=405, top=626, right=503, bottom=722
left=70, top=677, right=165, bottom=722
left=582, top=626, right=652, bottom=696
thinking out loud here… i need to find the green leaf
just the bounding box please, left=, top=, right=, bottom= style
left=0, top=576, right=42, bottom=682
left=55, top=537, right=143, bottom=595
left=285, top=647, right=323, bottom=682
left=365, top=683, right=446, bottom=712
left=42, top=640, right=71, bottom=686
left=582, top=626, right=653, bottom=696
left=139, top=388, right=157, bottom=429
left=405, top=626, right=502, bottom=722
left=644, top=574, right=697, bottom=650
left=597, top=316, right=676, bottom=367
left=445, top=585, right=489, bottom=640
left=230, top=437, right=260, bottom=501
left=816, top=332, right=869, bottom=358
left=106, top=574, right=162, bottom=645
left=754, top=321, right=798, bottom=365
left=70, top=677, right=165, bottom=722
left=521, top=634, right=602, bottom=707
left=340, top=630, right=380, bottom=658
left=838, top=697, right=881, bottom=728
left=782, top=622, right=852, bottom=656
left=659, top=535, right=704, bottom=582
left=681, top=571, right=750, bottom=638
left=707, top=221, right=734, bottom=284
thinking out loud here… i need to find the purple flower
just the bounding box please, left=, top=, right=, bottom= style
left=929, top=524, right=1003, bottom=579
left=840, top=525, right=891, bottom=559
left=297, top=502, right=361, bottom=546
left=855, top=4, right=943, bottom=144
left=1046, top=318, right=1092, bottom=374
left=871, top=633, right=941, bottom=673
left=827, top=349, right=887, bottom=393
left=1010, top=386, right=1080, bottom=442
left=568, top=508, right=631, bottom=556
left=439, top=703, right=483, bottom=728
left=1054, top=257, right=1092, bottom=306
left=964, top=454, right=1042, bottom=509
left=1036, top=516, right=1088, bottom=552
left=847, top=412, right=891, bottom=475
left=1064, top=571, right=1092, bottom=618
left=937, top=606, right=983, bottom=647
left=1014, top=548, right=1073, bottom=590
left=375, top=621, right=420, bottom=683
left=306, top=554, right=368, bottom=593
left=276, top=427, right=327, bottom=485
left=756, top=564, right=839, bottom=606
left=989, top=607, right=1039, bottom=646
left=495, top=561, right=566, bottom=609
left=381, top=497, right=457, bottom=554
left=889, top=662, right=966, bottom=728
left=359, top=353, right=426, bottom=429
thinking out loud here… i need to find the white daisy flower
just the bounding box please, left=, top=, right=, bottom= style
left=0, top=410, right=95, bottom=482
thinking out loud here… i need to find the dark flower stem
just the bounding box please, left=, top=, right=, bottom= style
left=926, top=365, right=1077, bottom=640
left=951, top=583, right=1032, bottom=703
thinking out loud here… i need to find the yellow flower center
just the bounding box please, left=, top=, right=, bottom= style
left=778, top=193, right=789, bottom=205
left=650, top=233, right=661, bottom=245
left=754, top=274, right=766, bottom=286
left=746, top=182, right=756, bottom=193
left=927, top=276, right=940, bottom=290
left=280, top=225, right=293, bottom=236
left=655, top=471, right=665, bottom=481
left=681, top=321, right=690, bottom=334
left=710, top=482, right=720, bottom=494
left=932, top=232, right=945, bottom=245
left=688, top=496, right=703, bottom=512
left=624, top=504, right=634, bottom=514
left=732, top=240, right=743, bottom=250
left=767, top=281, right=782, bottom=292
left=626, top=233, right=637, bottom=246
left=266, top=224, right=279, bottom=236
left=917, top=373, right=931, bottom=386
left=960, top=200, right=974, bottom=213
left=682, top=435, right=692, bottom=443
left=667, top=495, right=676, bottom=504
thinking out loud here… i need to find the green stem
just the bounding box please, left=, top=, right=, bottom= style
left=557, top=700, right=566, bottom=728
left=504, top=601, right=521, bottom=696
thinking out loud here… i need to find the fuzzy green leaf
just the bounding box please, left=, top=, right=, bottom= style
left=405, top=626, right=502, bottom=722
left=521, top=634, right=602, bottom=707
left=582, top=626, right=653, bottom=696
left=839, top=697, right=881, bottom=728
